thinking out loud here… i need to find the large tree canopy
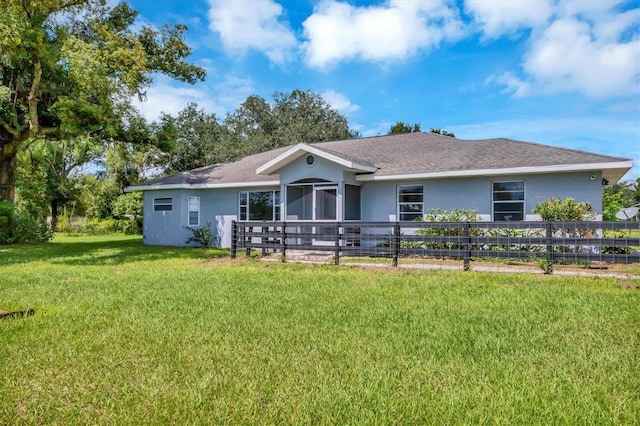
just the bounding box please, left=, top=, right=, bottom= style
left=225, top=89, right=359, bottom=157
left=0, top=0, right=205, bottom=202
left=158, top=90, right=360, bottom=174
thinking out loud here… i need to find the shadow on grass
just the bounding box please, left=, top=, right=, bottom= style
left=0, top=235, right=230, bottom=266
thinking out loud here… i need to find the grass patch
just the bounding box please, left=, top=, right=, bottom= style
left=1, top=235, right=639, bottom=424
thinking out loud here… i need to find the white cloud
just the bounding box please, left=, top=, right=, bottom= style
left=486, top=72, right=531, bottom=98
left=464, top=0, right=553, bottom=39
left=321, top=90, right=360, bottom=113
left=207, top=0, right=297, bottom=63
left=134, top=76, right=255, bottom=122
left=482, top=1, right=640, bottom=99
left=521, top=18, right=639, bottom=98
left=302, top=0, right=465, bottom=69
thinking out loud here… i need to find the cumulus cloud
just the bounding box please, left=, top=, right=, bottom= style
left=522, top=18, right=639, bottom=98
left=302, top=0, right=465, bottom=69
left=321, top=90, right=360, bottom=113
left=134, top=76, right=255, bottom=122
left=207, top=0, right=297, bottom=63
left=482, top=1, right=640, bottom=99
left=465, top=0, right=553, bottom=39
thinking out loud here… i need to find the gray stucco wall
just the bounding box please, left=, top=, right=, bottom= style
left=360, top=171, right=602, bottom=222
left=278, top=155, right=348, bottom=183
left=143, top=186, right=279, bottom=247
left=142, top=167, right=603, bottom=247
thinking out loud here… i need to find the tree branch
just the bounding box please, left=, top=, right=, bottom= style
left=0, top=121, right=19, bottom=137
left=27, top=60, right=42, bottom=139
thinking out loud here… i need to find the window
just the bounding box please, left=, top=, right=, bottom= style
left=239, top=191, right=280, bottom=221
left=344, top=184, right=361, bottom=220
left=398, top=185, right=423, bottom=221
left=188, top=197, right=200, bottom=226
left=154, top=197, right=172, bottom=211
left=493, top=181, right=524, bottom=221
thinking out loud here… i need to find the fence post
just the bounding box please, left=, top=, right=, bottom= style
left=245, top=225, right=251, bottom=257
left=334, top=224, right=340, bottom=265
left=281, top=222, right=287, bottom=261
left=545, top=221, right=554, bottom=274
left=393, top=223, right=400, bottom=267
left=231, top=221, right=237, bottom=259
left=463, top=222, right=471, bottom=271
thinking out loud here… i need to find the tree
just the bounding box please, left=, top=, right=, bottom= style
left=387, top=122, right=455, bottom=137
left=18, top=137, right=100, bottom=230
left=603, top=178, right=640, bottom=220
left=154, top=103, right=227, bottom=173
left=430, top=128, right=455, bottom=137
left=0, top=0, right=205, bottom=203
left=388, top=121, right=421, bottom=134
left=270, top=89, right=359, bottom=146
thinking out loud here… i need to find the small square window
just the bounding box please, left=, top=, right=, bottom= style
left=154, top=197, right=173, bottom=212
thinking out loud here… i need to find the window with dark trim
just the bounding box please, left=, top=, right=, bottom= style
left=398, top=185, right=423, bottom=221
left=188, top=197, right=200, bottom=226
left=154, top=197, right=173, bottom=211
left=493, top=181, right=524, bottom=221
left=239, top=191, right=280, bottom=221
left=345, top=184, right=361, bottom=221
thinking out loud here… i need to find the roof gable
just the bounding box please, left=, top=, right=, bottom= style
left=256, top=143, right=378, bottom=175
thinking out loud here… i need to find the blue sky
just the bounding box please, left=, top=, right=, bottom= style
left=127, top=0, right=640, bottom=182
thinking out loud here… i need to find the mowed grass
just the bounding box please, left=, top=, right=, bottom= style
left=1, top=235, right=639, bottom=424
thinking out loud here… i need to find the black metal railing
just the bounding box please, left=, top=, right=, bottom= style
left=230, top=220, right=640, bottom=273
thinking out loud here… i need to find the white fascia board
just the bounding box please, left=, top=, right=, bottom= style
left=356, top=161, right=633, bottom=182
left=124, top=181, right=280, bottom=192
left=256, top=144, right=307, bottom=175
left=256, top=143, right=377, bottom=175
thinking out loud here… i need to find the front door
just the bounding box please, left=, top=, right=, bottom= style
left=314, top=186, right=337, bottom=220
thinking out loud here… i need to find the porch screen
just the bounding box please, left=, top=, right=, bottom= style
left=286, top=186, right=312, bottom=220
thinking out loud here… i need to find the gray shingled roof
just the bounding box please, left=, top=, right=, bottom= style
left=129, top=132, right=631, bottom=189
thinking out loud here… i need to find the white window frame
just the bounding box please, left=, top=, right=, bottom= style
left=239, top=190, right=281, bottom=221
left=153, top=197, right=173, bottom=212
left=397, top=185, right=424, bottom=221
left=492, top=181, right=525, bottom=221
left=188, top=197, right=200, bottom=226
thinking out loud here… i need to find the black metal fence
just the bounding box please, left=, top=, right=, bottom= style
left=230, top=220, right=640, bottom=273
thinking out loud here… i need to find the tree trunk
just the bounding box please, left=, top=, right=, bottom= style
left=50, top=199, right=59, bottom=232
left=0, top=143, right=17, bottom=203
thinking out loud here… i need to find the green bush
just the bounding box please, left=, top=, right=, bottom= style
left=415, top=208, right=481, bottom=250
left=84, top=218, right=119, bottom=235
left=0, top=200, right=52, bottom=244
left=0, top=200, right=16, bottom=244
left=533, top=198, right=595, bottom=221
left=185, top=222, right=215, bottom=247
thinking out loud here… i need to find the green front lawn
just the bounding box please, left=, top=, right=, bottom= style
left=1, top=234, right=638, bottom=424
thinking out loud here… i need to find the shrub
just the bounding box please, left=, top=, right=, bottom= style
left=415, top=208, right=481, bottom=250
left=185, top=222, right=215, bottom=247
left=533, top=198, right=595, bottom=221
left=0, top=201, right=52, bottom=244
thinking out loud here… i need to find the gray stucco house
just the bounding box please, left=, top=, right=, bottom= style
left=125, top=132, right=632, bottom=247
